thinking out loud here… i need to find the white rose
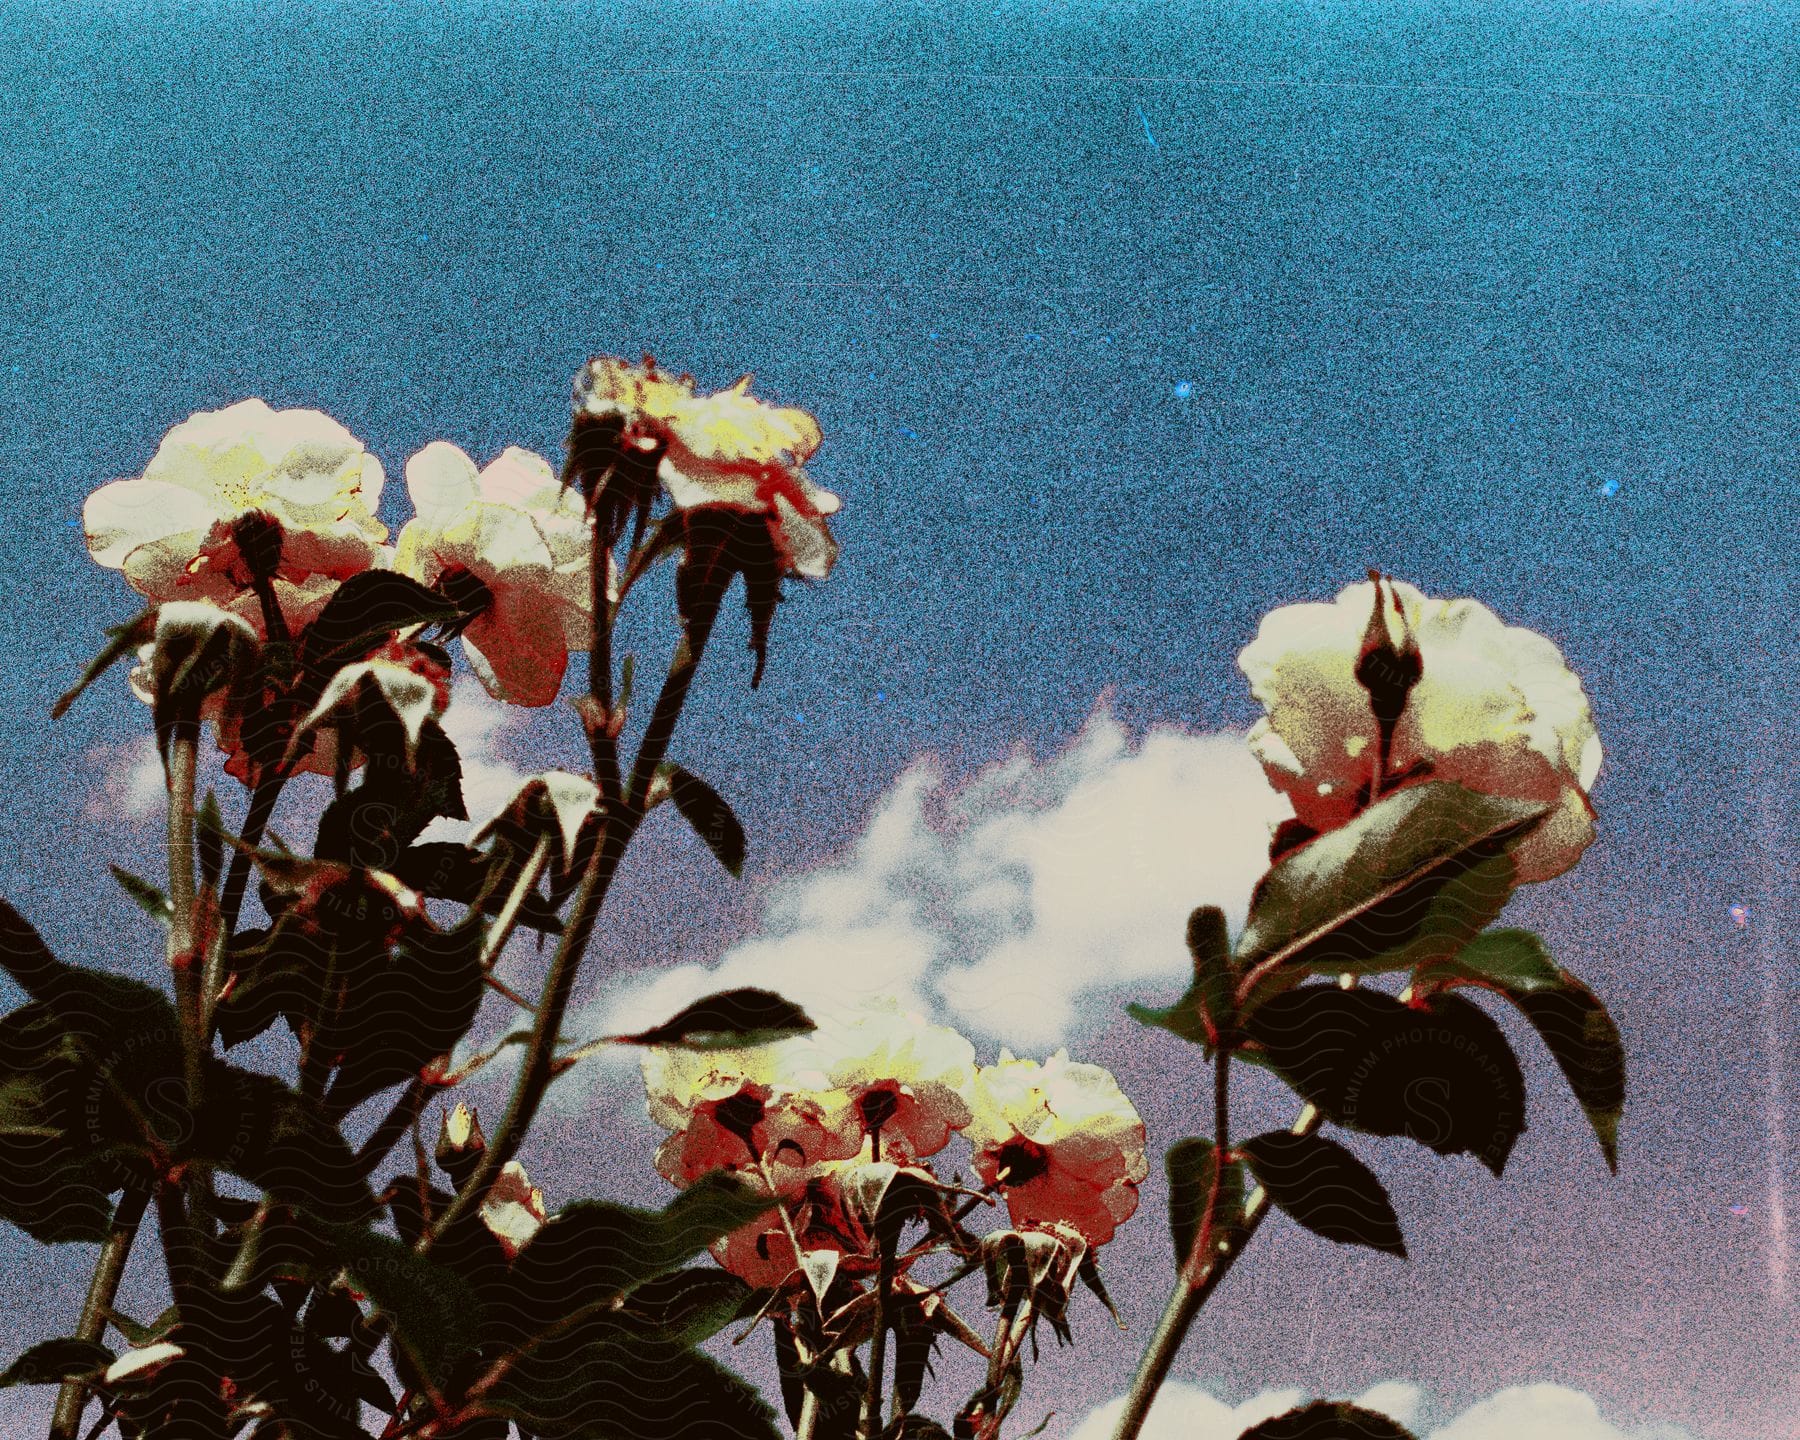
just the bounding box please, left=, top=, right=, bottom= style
left=1237, top=578, right=1603, bottom=883
left=84, top=398, right=387, bottom=601
left=395, top=442, right=602, bottom=707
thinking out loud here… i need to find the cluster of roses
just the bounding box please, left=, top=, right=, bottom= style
left=644, top=1001, right=1147, bottom=1277
left=80, top=355, right=843, bottom=783
left=636, top=1000, right=1145, bottom=1432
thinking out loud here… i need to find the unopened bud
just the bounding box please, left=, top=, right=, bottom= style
left=230, top=509, right=286, bottom=585
left=1354, top=571, right=1422, bottom=783
left=436, top=1102, right=487, bottom=1190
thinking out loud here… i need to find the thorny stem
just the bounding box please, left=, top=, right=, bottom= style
left=154, top=1175, right=206, bottom=1313
left=165, top=725, right=205, bottom=1106
left=1109, top=1081, right=1327, bottom=1440
left=476, top=834, right=552, bottom=971
left=355, top=1077, right=432, bottom=1181
left=796, top=1349, right=853, bottom=1440
left=587, top=503, right=623, bottom=808
left=861, top=1241, right=897, bottom=1438
left=218, top=766, right=286, bottom=936
left=752, top=1156, right=814, bottom=1314
left=418, top=571, right=727, bottom=1257
left=47, top=1185, right=150, bottom=1440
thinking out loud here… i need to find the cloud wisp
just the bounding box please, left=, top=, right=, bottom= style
left=582, top=705, right=1290, bottom=1056
left=1067, top=1381, right=1697, bottom=1440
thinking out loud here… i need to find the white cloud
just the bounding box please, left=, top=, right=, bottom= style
left=87, top=735, right=165, bottom=824
left=1066, top=1383, right=1695, bottom=1440
left=581, top=704, right=1289, bottom=1055
left=417, top=681, right=533, bottom=843
left=1432, top=1386, right=1695, bottom=1440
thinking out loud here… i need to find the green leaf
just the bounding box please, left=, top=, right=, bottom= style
left=1245, top=985, right=1527, bottom=1175
left=198, top=1066, right=379, bottom=1223
left=613, top=989, right=816, bottom=1050
left=196, top=791, right=225, bottom=895
left=0, top=1336, right=114, bottom=1388
left=51, top=610, right=155, bottom=719
left=490, top=1330, right=782, bottom=1440
left=0, top=1011, right=136, bottom=1241
left=388, top=842, right=562, bottom=934
left=321, top=917, right=486, bottom=1119
left=1163, top=1137, right=1245, bottom=1271
left=0, top=903, right=185, bottom=1238
left=103, top=1304, right=180, bottom=1348
left=298, top=571, right=464, bottom=684
left=1237, top=1131, right=1406, bottom=1257
left=660, top=764, right=747, bottom=877
left=509, top=1172, right=774, bottom=1316
left=613, top=1269, right=755, bottom=1348
left=109, top=866, right=173, bottom=925
left=1235, top=782, right=1547, bottom=1009
left=1127, top=905, right=1236, bottom=1049
left=1416, top=929, right=1625, bottom=1172
left=1238, top=1401, right=1419, bottom=1439
left=302, top=1219, right=481, bottom=1389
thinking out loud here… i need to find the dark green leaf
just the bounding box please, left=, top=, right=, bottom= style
left=1164, top=1137, right=1245, bottom=1271
left=303, top=1219, right=481, bottom=1389
left=298, top=572, right=464, bottom=683
left=614, top=1269, right=755, bottom=1348
left=894, top=1295, right=937, bottom=1414
left=614, top=988, right=815, bottom=1050
left=772, top=1321, right=806, bottom=1431
left=1245, top=985, right=1527, bottom=1175
left=491, top=1329, right=782, bottom=1440
left=0, top=904, right=184, bottom=1238
left=51, top=610, right=155, bottom=719
left=1235, top=782, right=1547, bottom=1009
left=1128, top=906, right=1236, bottom=1049
left=0, top=1001, right=160, bottom=1241
left=198, top=1066, right=378, bottom=1222
left=322, top=918, right=486, bottom=1118
left=109, top=866, right=173, bottom=925
left=104, top=1304, right=180, bottom=1348
left=1237, top=1131, right=1406, bottom=1257
left=660, top=764, right=747, bottom=877
left=0, top=1336, right=114, bottom=1387
left=1238, top=1401, right=1419, bottom=1439
left=388, top=842, right=562, bottom=934
left=503, top=1173, right=774, bottom=1332
left=196, top=791, right=225, bottom=895
left=1416, top=929, right=1625, bottom=1172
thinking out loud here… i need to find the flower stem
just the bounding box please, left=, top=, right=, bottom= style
left=861, top=1241, right=897, bottom=1439
left=419, top=582, right=725, bottom=1255
left=354, top=1077, right=432, bottom=1182
left=47, top=1184, right=150, bottom=1440
left=218, top=766, right=286, bottom=936
left=1109, top=1090, right=1325, bottom=1440
left=164, top=725, right=205, bottom=1111
left=476, top=835, right=551, bottom=971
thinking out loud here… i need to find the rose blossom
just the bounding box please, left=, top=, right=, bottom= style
left=641, top=1043, right=860, bottom=1186
left=966, top=1049, right=1148, bottom=1247
left=395, top=441, right=600, bottom=707
left=1237, top=577, right=1603, bottom=882
left=806, top=999, right=976, bottom=1165
left=574, top=356, right=841, bottom=582
left=84, top=398, right=388, bottom=602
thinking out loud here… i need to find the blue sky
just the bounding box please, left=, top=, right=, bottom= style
left=0, top=1, right=1795, bottom=1436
